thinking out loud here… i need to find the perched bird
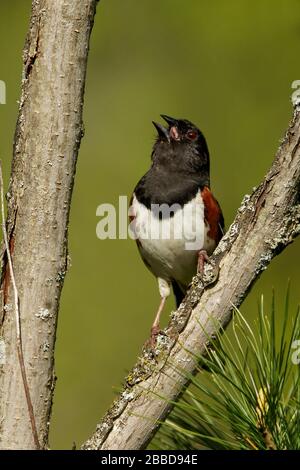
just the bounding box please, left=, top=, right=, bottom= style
left=130, top=115, right=224, bottom=347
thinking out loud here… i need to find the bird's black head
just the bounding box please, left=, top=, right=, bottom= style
left=151, top=115, right=210, bottom=180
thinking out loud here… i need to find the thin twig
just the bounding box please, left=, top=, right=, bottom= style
left=0, top=161, right=40, bottom=450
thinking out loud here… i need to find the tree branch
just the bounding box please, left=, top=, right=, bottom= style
left=0, top=162, right=40, bottom=449
left=82, top=106, right=300, bottom=450
left=0, top=0, right=98, bottom=450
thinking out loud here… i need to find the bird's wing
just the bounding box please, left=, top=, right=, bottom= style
left=201, top=186, right=225, bottom=244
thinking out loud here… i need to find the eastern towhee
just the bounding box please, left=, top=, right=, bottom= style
left=130, top=115, right=224, bottom=347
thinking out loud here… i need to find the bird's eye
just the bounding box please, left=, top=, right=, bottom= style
left=187, top=130, right=198, bottom=140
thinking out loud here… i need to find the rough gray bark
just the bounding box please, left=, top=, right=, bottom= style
left=0, top=0, right=98, bottom=450
left=82, top=106, right=300, bottom=450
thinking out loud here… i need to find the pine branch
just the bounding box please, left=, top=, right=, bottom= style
left=152, top=292, right=300, bottom=450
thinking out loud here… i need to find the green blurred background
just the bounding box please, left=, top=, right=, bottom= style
left=0, top=0, right=299, bottom=449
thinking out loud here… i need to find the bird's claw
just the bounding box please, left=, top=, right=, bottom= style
left=150, top=325, right=166, bottom=349
left=197, top=250, right=220, bottom=286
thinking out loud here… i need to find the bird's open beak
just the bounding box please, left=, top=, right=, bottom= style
left=161, top=115, right=180, bottom=141
left=152, top=121, right=170, bottom=142
left=160, top=114, right=178, bottom=127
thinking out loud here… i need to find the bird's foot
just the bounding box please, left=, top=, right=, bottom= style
left=197, top=250, right=219, bottom=285
left=150, top=325, right=163, bottom=349
left=143, top=325, right=166, bottom=356
left=197, top=249, right=211, bottom=274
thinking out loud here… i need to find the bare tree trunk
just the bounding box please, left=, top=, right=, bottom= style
left=82, top=107, right=300, bottom=450
left=0, top=0, right=98, bottom=450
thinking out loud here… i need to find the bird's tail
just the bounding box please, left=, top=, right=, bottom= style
left=172, top=280, right=187, bottom=308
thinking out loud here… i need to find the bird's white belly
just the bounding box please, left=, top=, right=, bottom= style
left=132, top=193, right=215, bottom=288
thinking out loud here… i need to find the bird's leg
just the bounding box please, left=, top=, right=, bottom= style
left=150, top=296, right=167, bottom=348
left=197, top=249, right=211, bottom=275
left=149, top=278, right=170, bottom=349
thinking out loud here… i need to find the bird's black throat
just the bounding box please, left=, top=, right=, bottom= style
left=134, top=167, right=209, bottom=212
left=134, top=137, right=210, bottom=212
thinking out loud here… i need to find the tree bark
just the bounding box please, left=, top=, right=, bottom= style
left=82, top=106, right=300, bottom=450
left=0, top=0, right=98, bottom=450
